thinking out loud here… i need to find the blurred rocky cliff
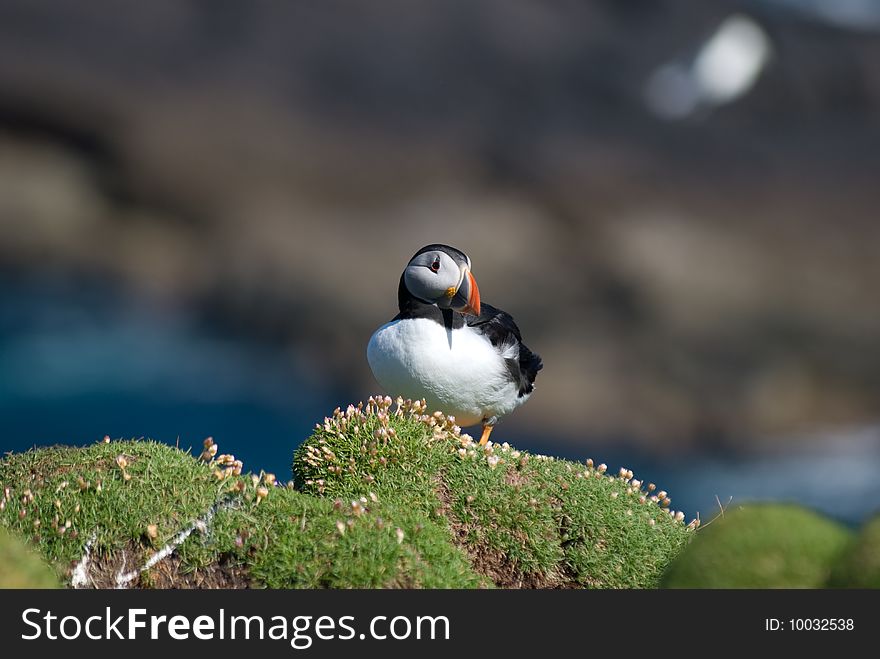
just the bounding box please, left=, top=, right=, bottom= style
left=1, top=0, right=879, bottom=453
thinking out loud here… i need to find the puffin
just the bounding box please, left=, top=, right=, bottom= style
left=367, top=244, right=542, bottom=445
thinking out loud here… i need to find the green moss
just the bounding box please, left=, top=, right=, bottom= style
left=0, top=527, right=60, bottom=588
left=211, top=485, right=481, bottom=589
left=293, top=397, right=692, bottom=588
left=661, top=504, right=854, bottom=588
left=1, top=398, right=693, bottom=589
left=829, top=514, right=880, bottom=588
left=0, top=440, right=224, bottom=567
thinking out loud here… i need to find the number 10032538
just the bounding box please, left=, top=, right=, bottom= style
left=765, top=619, right=854, bottom=631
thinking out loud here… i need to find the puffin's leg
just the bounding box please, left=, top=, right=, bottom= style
left=478, top=417, right=498, bottom=446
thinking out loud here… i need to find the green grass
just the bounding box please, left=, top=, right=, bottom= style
left=1, top=397, right=694, bottom=588
left=829, top=514, right=880, bottom=588
left=0, top=527, right=60, bottom=588
left=661, top=503, right=854, bottom=588
left=0, top=440, right=222, bottom=568
left=294, top=398, right=692, bottom=587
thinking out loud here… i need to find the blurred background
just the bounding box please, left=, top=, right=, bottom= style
left=1, top=0, right=879, bottom=525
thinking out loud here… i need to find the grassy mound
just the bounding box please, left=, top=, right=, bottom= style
left=661, top=504, right=854, bottom=588
left=0, top=397, right=693, bottom=588
left=829, top=514, right=880, bottom=588
left=295, top=397, right=693, bottom=587
left=0, top=527, right=60, bottom=588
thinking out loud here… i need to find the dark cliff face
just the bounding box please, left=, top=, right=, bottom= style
left=0, top=0, right=879, bottom=450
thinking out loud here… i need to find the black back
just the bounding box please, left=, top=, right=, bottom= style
left=465, top=303, right=543, bottom=397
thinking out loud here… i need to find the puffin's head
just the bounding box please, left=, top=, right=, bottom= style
left=403, top=244, right=481, bottom=316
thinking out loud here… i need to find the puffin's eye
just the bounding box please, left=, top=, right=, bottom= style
left=430, top=258, right=441, bottom=273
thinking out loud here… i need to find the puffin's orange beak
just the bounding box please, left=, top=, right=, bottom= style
left=463, top=270, right=481, bottom=316
left=451, top=268, right=481, bottom=316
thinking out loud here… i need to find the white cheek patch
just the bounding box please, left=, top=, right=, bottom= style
left=404, top=253, right=462, bottom=303
left=437, top=251, right=460, bottom=277
left=403, top=265, right=444, bottom=304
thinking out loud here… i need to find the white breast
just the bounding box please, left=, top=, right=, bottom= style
left=367, top=318, right=526, bottom=427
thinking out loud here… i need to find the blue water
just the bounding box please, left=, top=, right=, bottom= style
left=2, top=275, right=878, bottom=525
left=0, top=274, right=339, bottom=480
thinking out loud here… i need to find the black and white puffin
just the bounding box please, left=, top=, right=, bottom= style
left=367, top=244, right=542, bottom=445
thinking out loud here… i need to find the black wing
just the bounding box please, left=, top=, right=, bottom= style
left=466, top=303, right=543, bottom=397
